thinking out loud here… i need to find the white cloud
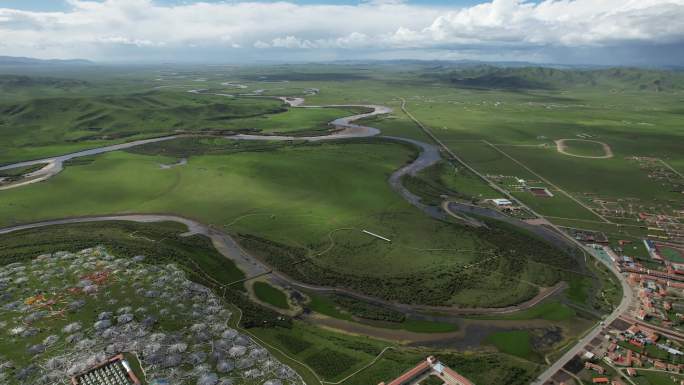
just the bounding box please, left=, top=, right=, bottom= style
left=97, top=36, right=162, bottom=47
left=420, top=0, right=684, bottom=47
left=0, top=0, right=681, bottom=62
left=253, top=40, right=270, bottom=49
left=271, top=36, right=316, bottom=49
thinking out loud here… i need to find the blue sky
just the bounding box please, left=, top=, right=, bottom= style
left=0, top=0, right=682, bottom=66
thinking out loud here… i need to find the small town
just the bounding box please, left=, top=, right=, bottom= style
left=541, top=218, right=684, bottom=385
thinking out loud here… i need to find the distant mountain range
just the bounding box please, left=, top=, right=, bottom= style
left=333, top=59, right=684, bottom=71
left=425, top=65, right=684, bottom=91
left=0, top=56, right=94, bottom=66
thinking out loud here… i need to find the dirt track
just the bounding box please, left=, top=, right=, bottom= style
left=555, top=138, right=614, bottom=159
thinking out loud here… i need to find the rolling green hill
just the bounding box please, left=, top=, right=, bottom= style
left=430, top=66, right=684, bottom=91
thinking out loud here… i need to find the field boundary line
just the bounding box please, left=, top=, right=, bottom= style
left=482, top=139, right=612, bottom=224
left=398, top=98, right=522, bottom=207
left=546, top=216, right=643, bottom=228
left=658, top=158, right=684, bottom=178
left=321, top=346, right=396, bottom=385
left=230, top=304, right=398, bottom=385
left=401, top=100, right=633, bottom=385
left=230, top=304, right=324, bottom=385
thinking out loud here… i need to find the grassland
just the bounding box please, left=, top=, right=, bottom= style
left=0, top=220, right=244, bottom=284
left=634, top=370, right=684, bottom=385
left=475, top=301, right=576, bottom=322
left=0, top=139, right=575, bottom=308
left=252, top=321, right=539, bottom=385
left=0, top=91, right=277, bottom=164
left=0, top=89, right=365, bottom=165
left=2, top=63, right=680, bottom=384
left=6, top=64, right=679, bottom=221
left=246, top=65, right=683, bottom=229
left=399, top=87, right=682, bottom=228
left=402, top=160, right=502, bottom=205
left=355, top=111, right=432, bottom=142
left=304, top=291, right=353, bottom=321
left=661, top=246, right=684, bottom=263
left=0, top=219, right=539, bottom=385
left=304, top=291, right=458, bottom=333
left=485, top=330, right=538, bottom=361
left=253, top=281, right=290, bottom=309
left=230, top=105, right=369, bottom=135
left=0, top=220, right=297, bottom=331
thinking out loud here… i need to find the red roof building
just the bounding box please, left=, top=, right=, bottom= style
left=637, top=309, right=648, bottom=320
left=585, top=362, right=606, bottom=374
left=379, top=356, right=473, bottom=385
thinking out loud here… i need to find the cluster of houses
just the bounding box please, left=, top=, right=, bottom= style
left=626, top=273, right=684, bottom=331
left=577, top=361, right=624, bottom=384
left=580, top=324, right=684, bottom=381
left=623, top=324, right=660, bottom=346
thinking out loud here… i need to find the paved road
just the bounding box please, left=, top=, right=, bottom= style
left=482, top=140, right=612, bottom=224
left=531, top=249, right=632, bottom=384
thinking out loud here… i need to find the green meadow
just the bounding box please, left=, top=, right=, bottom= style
left=475, top=301, right=576, bottom=322
left=253, top=281, right=290, bottom=309
left=634, top=370, right=684, bottom=385
left=252, top=321, right=538, bottom=385
left=0, top=138, right=574, bottom=308
left=2, top=63, right=682, bottom=384
left=0, top=89, right=364, bottom=165
left=485, top=330, right=538, bottom=361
